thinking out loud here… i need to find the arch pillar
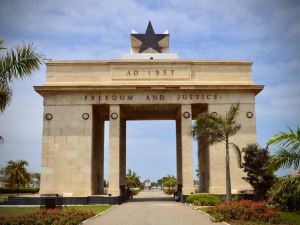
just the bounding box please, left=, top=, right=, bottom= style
left=198, top=136, right=209, bottom=192
left=181, top=104, right=195, bottom=195
left=119, top=119, right=127, bottom=195
left=108, top=105, right=121, bottom=196
left=176, top=119, right=182, bottom=191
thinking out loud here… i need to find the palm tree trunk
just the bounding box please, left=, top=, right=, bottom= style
left=197, top=138, right=201, bottom=190
left=225, top=137, right=232, bottom=202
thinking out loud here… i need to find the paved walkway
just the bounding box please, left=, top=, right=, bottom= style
left=85, top=191, right=223, bottom=225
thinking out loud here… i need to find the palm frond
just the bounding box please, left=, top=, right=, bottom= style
left=230, top=143, right=242, bottom=168
left=226, top=103, right=240, bottom=124
left=270, top=148, right=300, bottom=170
left=268, top=127, right=300, bottom=171
left=0, top=38, right=5, bottom=51
left=228, top=123, right=241, bottom=136
left=192, top=113, right=226, bottom=144
left=0, top=85, right=12, bottom=112
left=268, top=175, right=300, bottom=203
left=0, top=43, right=43, bottom=85
left=268, top=127, right=300, bottom=151
left=192, top=113, right=225, bottom=136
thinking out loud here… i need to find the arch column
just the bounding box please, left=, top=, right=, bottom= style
left=108, top=105, right=121, bottom=196
left=119, top=119, right=126, bottom=195
left=181, top=104, right=195, bottom=195
left=91, top=107, right=105, bottom=195
left=198, top=136, right=209, bottom=192
left=176, top=118, right=182, bottom=191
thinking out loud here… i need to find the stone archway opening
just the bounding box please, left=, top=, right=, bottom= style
left=125, top=120, right=176, bottom=198
left=91, top=104, right=209, bottom=197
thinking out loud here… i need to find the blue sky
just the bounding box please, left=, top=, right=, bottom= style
left=0, top=0, right=299, bottom=181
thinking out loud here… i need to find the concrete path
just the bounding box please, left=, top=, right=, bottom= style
left=85, top=191, right=223, bottom=225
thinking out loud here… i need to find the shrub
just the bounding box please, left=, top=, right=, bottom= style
left=241, top=144, right=275, bottom=201
left=0, top=208, right=94, bottom=225
left=163, top=188, right=175, bottom=195
left=186, top=194, right=221, bottom=206
left=131, top=188, right=140, bottom=196
left=268, top=175, right=300, bottom=211
left=0, top=187, right=40, bottom=194
left=207, top=200, right=279, bottom=223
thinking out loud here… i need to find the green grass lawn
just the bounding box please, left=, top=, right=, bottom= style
left=0, top=207, right=39, bottom=217
left=280, top=211, right=300, bottom=224
left=0, top=204, right=111, bottom=217
left=198, top=207, right=210, bottom=213
left=63, top=204, right=112, bottom=214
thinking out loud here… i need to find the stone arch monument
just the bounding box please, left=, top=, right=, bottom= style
left=35, top=22, right=263, bottom=201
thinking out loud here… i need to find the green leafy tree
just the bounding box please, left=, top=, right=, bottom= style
left=125, top=169, right=141, bottom=189
left=267, top=127, right=300, bottom=170
left=157, top=178, right=163, bottom=189
left=242, top=144, right=275, bottom=200
left=162, top=175, right=177, bottom=189
left=192, top=103, right=242, bottom=202
left=3, top=160, right=30, bottom=190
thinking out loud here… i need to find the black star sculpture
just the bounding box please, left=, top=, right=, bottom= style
left=131, top=21, right=169, bottom=53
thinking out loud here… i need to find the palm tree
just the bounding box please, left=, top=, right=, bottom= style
left=267, top=127, right=300, bottom=170
left=162, top=175, right=177, bottom=189
left=0, top=38, right=43, bottom=112
left=125, top=169, right=141, bottom=189
left=4, top=160, right=31, bottom=190
left=192, top=103, right=242, bottom=202
left=0, top=38, right=43, bottom=143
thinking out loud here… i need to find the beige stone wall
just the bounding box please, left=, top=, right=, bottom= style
left=40, top=104, right=93, bottom=196
left=36, top=59, right=262, bottom=196
left=44, top=60, right=253, bottom=85
left=181, top=105, right=195, bottom=195
left=39, top=92, right=258, bottom=195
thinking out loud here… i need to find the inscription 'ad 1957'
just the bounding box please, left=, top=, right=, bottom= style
left=112, top=67, right=190, bottom=80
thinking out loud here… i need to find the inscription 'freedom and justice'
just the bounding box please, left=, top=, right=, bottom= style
left=83, top=93, right=221, bottom=102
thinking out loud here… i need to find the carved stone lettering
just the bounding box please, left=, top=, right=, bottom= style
left=82, top=93, right=221, bottom=103
left=112, top=67, right=190, bottom=80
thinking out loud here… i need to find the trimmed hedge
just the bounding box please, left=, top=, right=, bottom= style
left=0, top=187, right=40, bottom=194
left=186, top=194, right=221, bottom=206
left=0, top=209, right=94, bottom=225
